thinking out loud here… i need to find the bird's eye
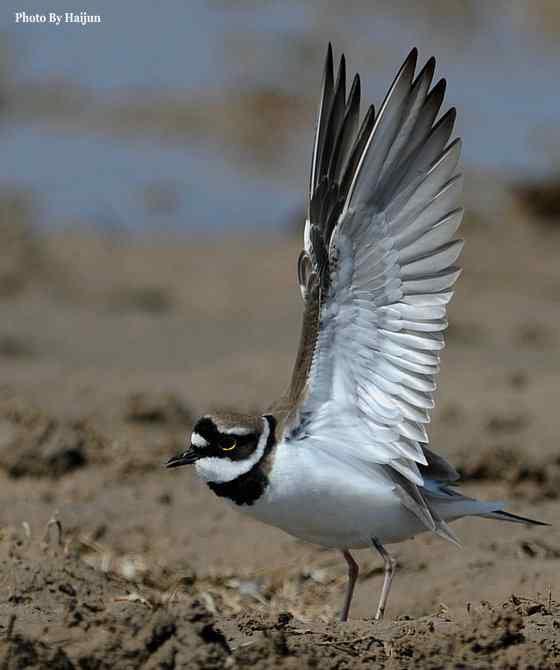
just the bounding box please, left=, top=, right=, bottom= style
left=221, top=438, right=237, bottom=451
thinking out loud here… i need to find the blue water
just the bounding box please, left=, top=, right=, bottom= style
left=0, top=124, right=297, bottom=232
left=2, top=1, right=559, bottom=230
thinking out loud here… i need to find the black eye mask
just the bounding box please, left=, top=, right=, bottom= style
left=215, top=433, right=257, bottom=461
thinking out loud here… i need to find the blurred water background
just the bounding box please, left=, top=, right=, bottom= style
left=1, top=0, right=560, bottom=232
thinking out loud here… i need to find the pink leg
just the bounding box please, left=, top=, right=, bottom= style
left=372, top=537, right=397, bottom=621
left=340, top=549, right=359, bottom=622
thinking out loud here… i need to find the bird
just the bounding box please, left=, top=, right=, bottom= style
left=167, top=45, right=546, bottom=622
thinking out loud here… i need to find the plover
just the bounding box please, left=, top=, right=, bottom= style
left=167, top=46, right=546, bottom=621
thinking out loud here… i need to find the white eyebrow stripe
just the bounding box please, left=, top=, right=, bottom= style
left=191, top=432, right=209, bottom=448
left=219, top=426, right=254, bottom=436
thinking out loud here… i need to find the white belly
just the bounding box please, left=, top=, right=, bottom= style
left=240, top=443, right=425, bottom=549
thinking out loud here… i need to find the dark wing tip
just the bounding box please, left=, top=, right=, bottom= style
left=406, top=47, right=419, bottom=68
left=425, top=77, right=447, bottom=110
left=440, top=106, right=457, bottom=131
left=435, top=77, right=447, bottom=96
left=322, top=44, right=335, bottom=97
left=335, top=53, right=346, bottom=98
left=417, top=56, right=436, bottom=84
left=339, top=52, right=346, bottom=72
left=325, top=42, right=334, bottom=78
left=390, top=47, right=418, bottom=92
left=348, top=72, right=360, bottom=102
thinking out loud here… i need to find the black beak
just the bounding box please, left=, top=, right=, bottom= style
left=165, top=447, right=199, bottom=468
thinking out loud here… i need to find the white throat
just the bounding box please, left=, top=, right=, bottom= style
left=195, top=417, right=270, bottom=484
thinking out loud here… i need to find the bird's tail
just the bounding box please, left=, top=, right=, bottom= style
left=479, top=509, right=550, bottom=526
left=424, top=481, right=549, bottom=529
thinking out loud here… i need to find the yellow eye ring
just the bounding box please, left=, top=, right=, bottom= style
left=222, top=439, right=237, bottom=451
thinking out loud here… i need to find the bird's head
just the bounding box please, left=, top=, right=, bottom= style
left=166, top=412, right=274, bottom=484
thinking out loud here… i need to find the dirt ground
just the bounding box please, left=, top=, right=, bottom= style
left=1, top=184, right=560, bottom=668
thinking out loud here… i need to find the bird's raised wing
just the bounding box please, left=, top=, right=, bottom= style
left=287, top=46, right=463, bottom=504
